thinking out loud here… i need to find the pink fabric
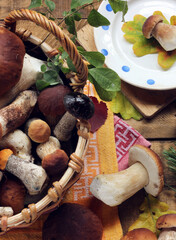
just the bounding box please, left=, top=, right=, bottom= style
left=114, top=115, right=151, bottom=171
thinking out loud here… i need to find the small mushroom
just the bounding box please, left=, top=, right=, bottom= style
left=25, top=118, right=51, bottom=143
left=0, top=129, right=34, bottom=163
left=42, top=203, right=103, bottom=240
left=0, top=149, right=48, bottom=195
left=156, top=214, right=176, bottom=240
left=36, top=136, right=68, bottom=177
left=0, top=207, right=13, bottom=217
left=142, top=15, right=176, bottom=51
left=63, top=92, right=94, bottom=120
left=90, top=145, right=164, bottom=206
left=36, top=136, right=61, bottom=160
left=121, top=228, right=157, bottom=240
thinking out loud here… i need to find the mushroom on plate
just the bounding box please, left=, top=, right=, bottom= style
left=121, top=228, right=157, bottom=240
left=142, top=15, right=176, bottom=51
left=90, top=145, right=164, bottom=206
left=156, top=214, right=176, bottom=240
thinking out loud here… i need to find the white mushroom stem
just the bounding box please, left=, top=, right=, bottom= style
left=0, top=129, right=34, bottom=163
left=0, top=54, right=44, bottom=109
left=90, top=145, right=164, bottom=207
left=0, top=90, right=37, bottom=139
left=36, top=136, right=61, bottom=160
left=158, top=229, right=176, bottom=240
left=152, top=22, right=176, bottom=51
left=90, top=162, right=149, bottom=207
left=5, top=154, right=48, bottom=195
left=0, top=207, right=13, bottom=217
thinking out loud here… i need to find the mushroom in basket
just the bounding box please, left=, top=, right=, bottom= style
left=156, top=214, right=176, bottom=240
left=90, top=145, right=164, bottom=206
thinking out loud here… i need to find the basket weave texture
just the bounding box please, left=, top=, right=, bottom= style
left=0, top=9, right=90, bottom=234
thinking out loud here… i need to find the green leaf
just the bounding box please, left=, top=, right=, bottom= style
left=65, top=16, right=76, bottom=35
left=71, top=0, right=93, bottom=9
left=73, top=12, right=82, bottom=21
left=110, top=91, right=142, bottom=120
left=28, top=0, right=42, bottom=9
left=109, top=0, right=128, bottom=21
left=36, top=79, right=50, bottom=91
left=88, top=9, right=110, bottom=27
left=41, top=64, right=47, bottom=72
left=80, top=50, right=105, bottom=67
left=45, top=0, right=55, bottom=11
left=88, top=68, right=121, bottom=92
left=88, top=68, right=120, bottom=101
left=66, top=57, right=77, bottom=72
left=43, top=70, right=58, bottom=82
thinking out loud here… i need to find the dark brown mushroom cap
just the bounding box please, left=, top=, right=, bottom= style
left=121, top=228, right=157, bottom=240
left=42, top=203, right=103, bottom=240
left=142, top=15, right=164, bottom=38
left=156, top=214, right=176, bottom=229
left=38, top=85, right=71, bottom=117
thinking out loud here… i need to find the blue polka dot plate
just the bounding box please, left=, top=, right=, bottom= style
left=94, top=0, right=176, bottom=90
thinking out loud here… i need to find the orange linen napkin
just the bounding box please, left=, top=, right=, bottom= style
left=63, top=82, right=123, bottom=240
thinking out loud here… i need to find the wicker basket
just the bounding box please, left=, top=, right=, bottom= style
left=0, top=9, right=90, bottom=234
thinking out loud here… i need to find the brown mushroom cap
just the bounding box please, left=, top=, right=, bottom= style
left=38, top=85, right=71, bottom=117
left=27, top=119, right=51, bottom=143
left=121, top=228, right=157, bottom=240
left=42, top=203, right=103, bottom=240
left=42, top=149, right=69, bottom=176
left=156, top=214, right=176, bottom=229
left=129, top=145, right=164, bottom=197
left=142, top=15, right=164, bottom=38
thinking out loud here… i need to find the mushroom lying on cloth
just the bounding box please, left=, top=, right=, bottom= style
left=90, top=145, right=164, bottom=206
left=156, top=214, right=176, bottom=240
left=121, top=228, right=157, bottom=240
left=42, top=203, right=103, bottom=240
left=142, top=15, right=176, bottom=51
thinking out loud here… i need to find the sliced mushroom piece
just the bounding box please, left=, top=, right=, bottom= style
left=156, top=214, right=176, bottom=240
left=90, top=145, right=164, bottom=206
left=121, top=228, right=157, bottom=240
left=142, top=15, right=176, bottom=51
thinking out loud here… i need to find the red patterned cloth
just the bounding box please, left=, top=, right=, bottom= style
left=114, top=115, right=151, bottom=171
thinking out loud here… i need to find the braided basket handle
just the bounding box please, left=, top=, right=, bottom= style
left=4, top=9, right=88, bottom=88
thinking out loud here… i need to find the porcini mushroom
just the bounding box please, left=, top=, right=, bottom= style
left=0, top=26, right=25, bottom=97
left=142, top=15, right=176, bottom=51
left=36, top=136, right=68, bottom=177
left=36, top=136, right=61, bottom=160
left=0, top=149, right=48, bottom=195
left=90, top=145, right=164, bottom=206
left=25, top=118, right=51, bottom=143
left=0, top=90, right=37, bottom=140
left=156, top=214, right=176, bottom=240
left=121, top=228, right=157, bottom=240
left=42, top=203, right=103, bottom=240
left=0, top=129, right=33, bottom=163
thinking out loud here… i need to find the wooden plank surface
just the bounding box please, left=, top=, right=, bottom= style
left=77, top=25, right=176, bottom=118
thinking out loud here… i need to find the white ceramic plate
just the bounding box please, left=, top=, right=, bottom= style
left=94, top=0, right=176, bottom=90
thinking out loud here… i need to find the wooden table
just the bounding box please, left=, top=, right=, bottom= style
left=0, top=0, right=176, bottom=239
